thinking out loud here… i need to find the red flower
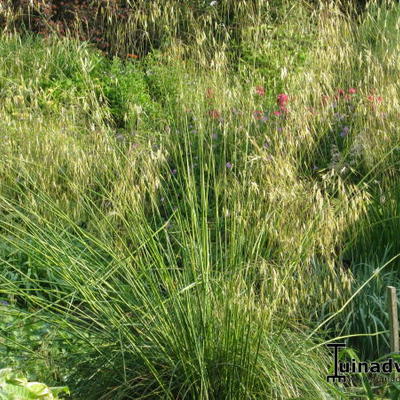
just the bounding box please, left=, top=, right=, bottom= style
left=337, top=89, right=345, bottom=97
left=255, top=86, right=265, bottom=96
left=277, top=93, right=289, bottom=107
left=273, top=110, right=282, bottom=117
left=367, top=95, right=383, bottom=103
left=209, top=109, right=221, bottom=119
left=348, top=88, right=357, bottom=94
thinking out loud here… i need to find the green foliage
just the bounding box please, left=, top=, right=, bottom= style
left=357, top=1, right=400, bottom=60
left=99, top=57, right=164, bottom=131
left=0, top=368, right=69, bottom=400
left=0, top=301, right=89, bottom=388
left=142, top=51, right=182, bottom=113
left=0, top=34, right=163, bottom=132
left=345, top=179, right=400, bottom=263
left=236, top=2, right=316, bottom=93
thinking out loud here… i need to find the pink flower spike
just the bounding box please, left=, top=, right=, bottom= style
left=255, top=85, right=265, bottom=96
left=279, top=106, right=288, bottom=113
left=277, top=93, right=289, bottom=107
left=348, top=88, right=357, bottom=94
left=273, top=110, right=282, bottom=117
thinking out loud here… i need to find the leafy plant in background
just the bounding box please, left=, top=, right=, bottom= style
left=236, top=2, right=316, bottom=94
left=0, top=299, right=88, bottom=389
left=98, top=56, right=164, bottom=131
left=0, top=368, right=69, bottom=400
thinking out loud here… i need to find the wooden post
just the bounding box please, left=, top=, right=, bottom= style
left=387, top=286, right=399, bottom=353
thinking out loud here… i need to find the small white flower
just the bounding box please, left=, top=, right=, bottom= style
left=210, top=1, right=218, bottom=6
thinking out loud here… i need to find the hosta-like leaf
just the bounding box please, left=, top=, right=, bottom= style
left=3, top=383, right=38, bottom=399
left=24, top=382, right=50, bottom=396
left=0, top=368, right=68, bottom=399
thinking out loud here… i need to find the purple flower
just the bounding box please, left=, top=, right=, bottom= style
left=226, top=162, right=233, bottom=169
left=0, top=300, right=9, bottom=306
left=263, top=142, right=270, bottom=149
left=171, top=169, right=177, bottom=175
left=340, top=126, right=350, bottom=137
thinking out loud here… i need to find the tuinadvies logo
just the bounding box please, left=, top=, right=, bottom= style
left=327, top=343, right=400, bottom=383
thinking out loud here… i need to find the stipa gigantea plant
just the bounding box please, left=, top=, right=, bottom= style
left=0, top=181, right=344, bottom=400
left=0, top=132, right=353, bottom=397
left=0, top=63, right=354, bottom=398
